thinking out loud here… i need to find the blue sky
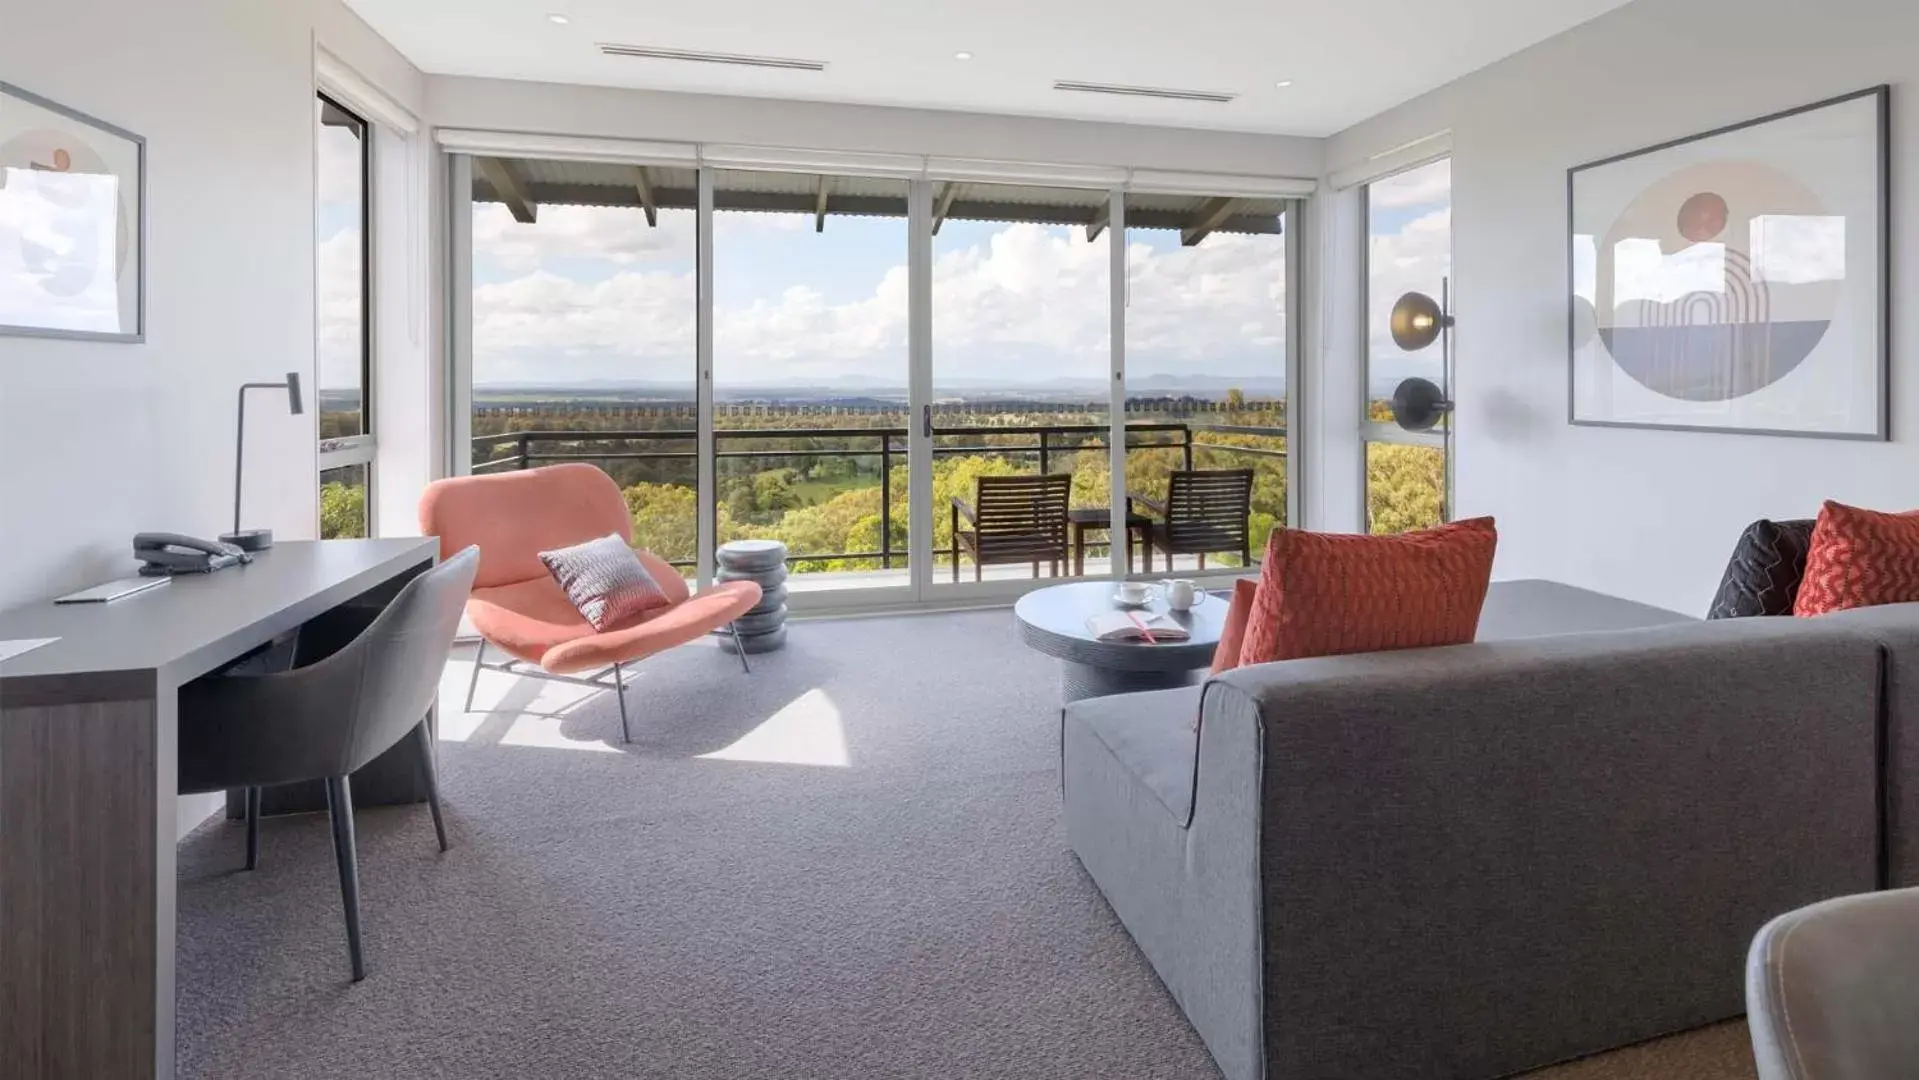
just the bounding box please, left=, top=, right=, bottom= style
left=315, top=112, right=365, bottom=398
left=465, top=194, right=1293, bottom=391
left=1365, top=158, right=1453, bottom=389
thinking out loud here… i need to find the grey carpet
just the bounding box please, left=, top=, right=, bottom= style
left=176, top=609, right=1757, bottom=1080
left=177, top=609, right=1220, bottom=1079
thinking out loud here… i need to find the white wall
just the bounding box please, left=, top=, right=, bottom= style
left=0, top=0, right=423, bottom=608
left=1324, top=0, right=1919, bottom=614
left=428, top=76, right=1323, bottom=178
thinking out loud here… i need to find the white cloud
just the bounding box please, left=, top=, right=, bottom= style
left=316, top=124, right=363, bottom=204
left=316, top=226, right=364, bottom=392
left=1127, top=231, right=1289, bottom=376
left=1369, top=158, right=1452, bottom=210
left=470, top=220, right=1292, bottom=387
left=1367, top=206, right=1452, bottom=365
left=474, top=203, right=695, bottom=271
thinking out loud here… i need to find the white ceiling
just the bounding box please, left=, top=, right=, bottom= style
left=346, top=0, right=1636, bottom=137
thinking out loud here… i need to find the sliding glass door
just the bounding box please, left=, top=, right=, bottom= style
left=452, top=147, right=1303, bottom=609
left=1121, top=192, right=1291, bottom=574
left=927, top=181, right=1114, bottom=594
left=464, top=155, right=702, bottom=576
left=710, top=169, right=911, bottom=598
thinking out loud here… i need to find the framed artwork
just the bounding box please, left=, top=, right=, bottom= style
left=1568, top=86, right=1889, bottom=439
left=0, top=81, right=146, bottom=343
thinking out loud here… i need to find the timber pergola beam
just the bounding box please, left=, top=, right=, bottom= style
left=1180, top=196, right=1243, bottom=247
left=633, top=166, right=658, bottom=227
left=477, top=156, right=537, bottom=224
left=931, top=182, right=960, bottom=236
left=1085, top=201, right=1111, bottom=242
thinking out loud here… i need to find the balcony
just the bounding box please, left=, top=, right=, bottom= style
left=470, top=408, right=1287, bottom=589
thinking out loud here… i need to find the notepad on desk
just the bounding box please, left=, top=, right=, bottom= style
left=1085, top=611, right=1190, bottom=644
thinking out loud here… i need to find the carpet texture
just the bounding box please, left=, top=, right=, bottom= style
left=175, top=609, right=1756, bottom=1080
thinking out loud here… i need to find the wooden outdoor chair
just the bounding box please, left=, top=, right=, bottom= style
left=1130, top=468, right=1256, bottom=571
left=950, top=473, right=1072, bottom=582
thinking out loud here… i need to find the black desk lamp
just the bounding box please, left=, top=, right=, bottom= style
left=220, top=372, right=304, bottom=552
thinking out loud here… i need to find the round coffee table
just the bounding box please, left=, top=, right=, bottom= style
left=1014, top=581, right=1227, bottom=702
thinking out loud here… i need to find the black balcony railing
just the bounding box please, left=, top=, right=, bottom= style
left=470, top=421, right=1285, bottom=572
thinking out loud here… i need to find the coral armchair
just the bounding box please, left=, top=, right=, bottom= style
left=419, top=463, right=761, bottom=741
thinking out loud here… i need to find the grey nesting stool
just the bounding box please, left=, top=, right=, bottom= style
left=717, top=539, right=789, bottom=654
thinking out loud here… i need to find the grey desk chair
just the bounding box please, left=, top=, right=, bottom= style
left=178, top=546, right=480, bottom=982
left=1747, top=887, right=1919, bottom=1079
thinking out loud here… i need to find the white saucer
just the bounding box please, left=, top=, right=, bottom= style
left=1112, top=590, right=1155, bottom=609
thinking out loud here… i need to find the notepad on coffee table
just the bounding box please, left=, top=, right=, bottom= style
left=1085, top=610, right=1191, bottom=644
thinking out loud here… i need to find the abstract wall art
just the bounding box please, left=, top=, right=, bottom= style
left=0, top=82, right=146, bottom=342
left=1569, top=87, right=1888, bottom=439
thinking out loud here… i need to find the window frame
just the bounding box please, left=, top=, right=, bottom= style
left=316, top=91, right=376, bottom=534
left=1358, top=156, right=1451, bottom=530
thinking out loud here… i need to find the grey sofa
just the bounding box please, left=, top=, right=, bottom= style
left=1062, top=579, right=1903, bottom=1080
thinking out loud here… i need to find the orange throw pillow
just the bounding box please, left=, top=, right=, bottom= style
left=1794, top=501, right=1919, bottom=616
left=1239, top=518, right=1498, bottom=667
left=1210, top=579, right=1259, bottom=675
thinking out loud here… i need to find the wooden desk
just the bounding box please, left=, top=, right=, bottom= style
left=0, top=538, right=439, bottom=1080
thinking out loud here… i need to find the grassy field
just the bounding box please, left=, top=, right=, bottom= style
left=789, top=477, right=866, bottom=506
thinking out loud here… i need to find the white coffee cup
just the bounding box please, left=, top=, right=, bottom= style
left=1115, top=580, right=1152, bottom=605
left=1160, top=578, right=1198, bottom=611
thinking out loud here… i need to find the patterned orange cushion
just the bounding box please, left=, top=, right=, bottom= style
left=1238, top=518, right=1498, bottom=667
left=1210, top=579, right=1259, bottom=675
left=1794, top=501, right=1919, bottom=616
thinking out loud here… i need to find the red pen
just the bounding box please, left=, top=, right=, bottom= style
left=1127, top=611, right=1159, bottom=645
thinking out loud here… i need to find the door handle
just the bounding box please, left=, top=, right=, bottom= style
left=922, top=403, right=934, bottom=439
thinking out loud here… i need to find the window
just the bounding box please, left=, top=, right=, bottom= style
left=316, top=93, right=372, bottom=539
left=930, top=182, right=1112, bottom=585
left=465, top=156, right=701, bottom=576
left=1362, top=157, right=1450, bottom=534
left=713, top=169, right=908, bottom=589
left=1123, top=193, right=1289, bottom=568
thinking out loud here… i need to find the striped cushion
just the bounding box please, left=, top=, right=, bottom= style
left=1795, top=501, right=1919, bottom=616
left=1238, top=518, right=1497, bottom=666
left=539, top=533, right=672, bottom=631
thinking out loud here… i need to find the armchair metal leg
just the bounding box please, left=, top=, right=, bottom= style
left=244, top=786, right=261, bottom=871
left=413, top=721, right=449, bottom=853
left=613, top=662, right=632, bottom=744
left=463, top=640, right=487, bottom=713
left=728, top=624, right=752, bottom=674
left=324, top=776, right=367, bottom=982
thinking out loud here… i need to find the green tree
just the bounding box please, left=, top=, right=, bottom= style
left=623, top=482, right=698, bottom=564
left=1366, top=443, right=1445, bottom=534
left=319, top=480, right=366, bottom=540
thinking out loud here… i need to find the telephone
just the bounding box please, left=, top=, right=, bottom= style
left=134, top=533, right=252, bottom=576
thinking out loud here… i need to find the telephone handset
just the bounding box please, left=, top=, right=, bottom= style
left=134, top=532, right=252, bottom=576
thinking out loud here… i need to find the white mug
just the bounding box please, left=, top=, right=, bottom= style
left=1160, top=579, right=1198, bottom=611
left=1116, top=580, right=1152, bottom=605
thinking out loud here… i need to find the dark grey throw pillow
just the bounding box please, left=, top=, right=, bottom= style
left=539, top=534, right=671, bottom=631
left=1706, top=518, right=1816, bottom=619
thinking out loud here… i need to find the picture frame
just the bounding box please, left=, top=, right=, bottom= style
left=1567, top=86, right=1889, bottom=440
left=0, top=81, right=147, bottom=343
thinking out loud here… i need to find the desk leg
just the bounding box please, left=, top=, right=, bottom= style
left=1, top=673, right=172, bottom=1080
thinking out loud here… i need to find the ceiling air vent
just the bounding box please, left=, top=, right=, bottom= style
left=597, top=43, right=827, bottom=72
left=1052, top=80, right=1236, bottom=104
